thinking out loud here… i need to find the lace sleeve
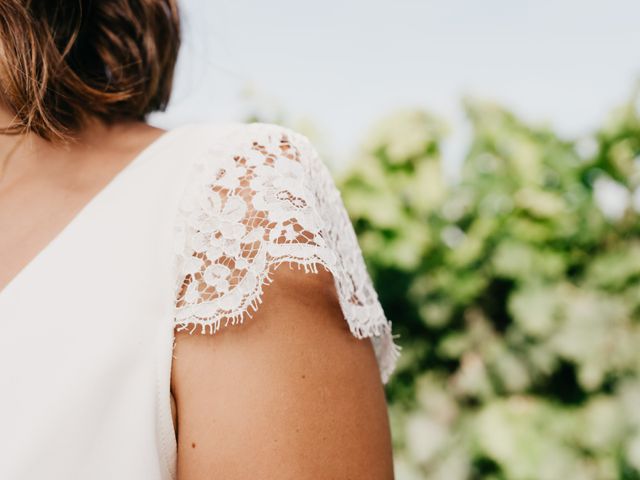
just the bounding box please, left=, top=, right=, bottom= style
left=172, top=122, right=401, bottom=384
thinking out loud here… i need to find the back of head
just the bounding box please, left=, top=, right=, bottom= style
left=0, top=0, right=181, bottom=143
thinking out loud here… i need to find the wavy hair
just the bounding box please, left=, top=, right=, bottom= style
left=0, top=0, right=181, bottom=142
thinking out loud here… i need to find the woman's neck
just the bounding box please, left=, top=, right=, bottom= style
left=0, top=107, right=149, bottom=185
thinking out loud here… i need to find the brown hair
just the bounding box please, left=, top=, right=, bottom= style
left=0, top=0, right=181, bottom=143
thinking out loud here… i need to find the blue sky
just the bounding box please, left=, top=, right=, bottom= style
left=151, top=0, right=640, bottom=174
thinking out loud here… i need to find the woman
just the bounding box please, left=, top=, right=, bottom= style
left=0, top=1, right=401, bottom=479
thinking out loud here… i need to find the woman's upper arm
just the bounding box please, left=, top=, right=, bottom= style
left=169, top=122, right=402, bottom=479
left=171, top=266, right=394, bottom=479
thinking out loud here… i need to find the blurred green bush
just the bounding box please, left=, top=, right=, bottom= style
left=338, top=85, right=640, bottom=480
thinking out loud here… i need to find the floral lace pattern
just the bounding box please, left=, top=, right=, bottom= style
left=172, top=122, right=401, bottom=383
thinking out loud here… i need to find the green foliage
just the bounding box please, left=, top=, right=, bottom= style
left=339, top=86, right=640, bottom=479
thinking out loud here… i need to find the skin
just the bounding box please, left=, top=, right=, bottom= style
left=0, top=111, right=167, bottom=291
left=172, top=265, right=394, bottom=479
left=0, top=109, right=395, bottom=479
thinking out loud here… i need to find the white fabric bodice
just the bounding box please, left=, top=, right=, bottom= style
left=0, top=121, right=401, bottom=479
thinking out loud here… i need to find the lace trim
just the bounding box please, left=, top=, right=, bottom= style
left=172, top=122, right=401, bottom=383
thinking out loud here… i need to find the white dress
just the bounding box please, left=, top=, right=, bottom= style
left=0, top=121, right=401, bottom=479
